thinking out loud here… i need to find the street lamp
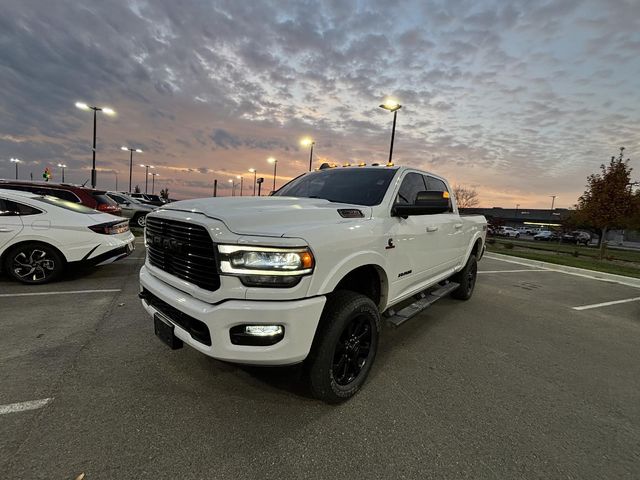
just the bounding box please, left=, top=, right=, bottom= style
left=140, top=164, right=154, bottom=193
left=267, top=157, right=277, bottom=192
left=549, top=195, right=557, bottom=211
left=10, top=158, right=20, bottom=180
left=236, top=175, right=244, bottom=196
left=75, top=102, right=115, bottom=188
left=515, top=203, right=520, bottom=220
left=379, top=99, right=402, bottom=165
left=121, top=146, right=143, bottom=193
left=228, top=178, right=235, bottom=196
left=149, top=172, right=159, bottom=194
left=57, top=163, right=67, bottom=183
left=301, top=137, right=315, bottom=171
left=249, top=168, right=257, bottom=196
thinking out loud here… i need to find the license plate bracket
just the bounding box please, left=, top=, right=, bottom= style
left=154, top=313, right=183, bottom=350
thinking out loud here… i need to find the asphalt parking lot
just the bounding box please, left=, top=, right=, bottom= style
left=1, top=244, right=639, bottom=479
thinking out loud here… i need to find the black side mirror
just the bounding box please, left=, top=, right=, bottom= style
left=392, top=191, right=451, bottom=217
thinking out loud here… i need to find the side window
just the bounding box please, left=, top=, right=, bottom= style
left=109, top=194, right=128, bottom=204
left=0, top=199, right=17, bottom=216
left=395, top=173, right=427, bottom=205
left=0, top=199, right=41, bottom=216
left=15, top=201, right=42, bottom=216
left=425, top=175, right=453, bottom=212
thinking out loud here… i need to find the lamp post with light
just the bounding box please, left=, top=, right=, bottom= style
left=228, top=178, right=235, bottom=196
left=236, top=175, right=244, bottom=196
left=57, top=163, right=67, bottom=183
left=10, top=158, right=20, bottom=179
left=140, top=164, right=154, bottom=193
left=249, top=168, right=257, bottom=195
left=267, top=157, right=277, bottom=192
left=301, top=138, right=315, bottom=171
left=379, top=100, right=402, bottom=165
left=121, top=146, right=142, bottom=193
left=75, top=102, right=115, bottom=188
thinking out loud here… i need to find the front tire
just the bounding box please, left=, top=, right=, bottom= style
left=305, top=291, right=380, bottom=404
left=451, top=254, right=478, bottom=300
left=4, top=242, right=64, bottom=284
left=133, top=213, right=146, bottom=228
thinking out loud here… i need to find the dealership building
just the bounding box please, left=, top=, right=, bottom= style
left=459, top=207, right=570, bottom=229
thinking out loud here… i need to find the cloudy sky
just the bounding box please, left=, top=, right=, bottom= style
left=1, top=0, right=639, bottom=207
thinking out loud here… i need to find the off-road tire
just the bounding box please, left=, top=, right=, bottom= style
left=450, top=254, right=478, bottom=300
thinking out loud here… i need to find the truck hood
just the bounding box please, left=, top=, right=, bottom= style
left=161, top=196, right=372, bottom=237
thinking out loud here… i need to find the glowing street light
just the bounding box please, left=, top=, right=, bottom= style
left=379, top=99, right=402, bottom=165
left=267, top=157, right=277, bottom=192
left=228, top=178, right=235, bottom=196
left=10, top=158, right=20, bottom=179
left=75, top=102, right=116, bottom=188
left=149, top=172, right=159, bottom=194
left=249, top=168, right=257, bottom=196
left=140, top=164, right=154, bottom=193
left=57, top=163, right=67, bottom=183
left=122, top=146, right=143, bottom=193
left=301, top=137, right=315, bottom=171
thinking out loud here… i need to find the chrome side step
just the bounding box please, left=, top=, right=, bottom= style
left=385, top=282, right=459, bottom=327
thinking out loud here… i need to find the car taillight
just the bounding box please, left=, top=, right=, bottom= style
left=97, top=203, right=117, bottom=211
left=89, top=221, right=130, bottom=235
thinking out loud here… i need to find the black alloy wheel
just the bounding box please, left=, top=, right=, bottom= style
left=332, top=314, right=373, bottom=386
left=451, top=254, right=478, bottom=300
left=5, top=243, right=64, bottom=284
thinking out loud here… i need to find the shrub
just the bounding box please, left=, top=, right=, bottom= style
left=504, top=242, right=514, bottom=250
left=487, top=238, right=496, bottom=245
left=572, top=250, right=579, bottom=257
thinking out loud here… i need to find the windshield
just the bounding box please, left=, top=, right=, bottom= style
left=274, top=168, right=397, bottom=206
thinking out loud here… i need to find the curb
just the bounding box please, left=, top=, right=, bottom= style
left=484, top=253, right=640, bottom=289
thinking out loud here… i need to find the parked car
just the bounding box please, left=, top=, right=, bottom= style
left=0, top=189, right=134, bottom=284
left=516, top=226, right=534, bottom=235
left=0, top=180, right=121, bottom=216
left=533, top=230, right=558, bottom=241
left=130, top=193, right=165, bottom=206
left=561, top=231, right=591, bottom=245
left=106, top=192, right=155, bottom=228
left=139, top=165, right=487, bottom=403
left=498, top=226, right=520, bottom=238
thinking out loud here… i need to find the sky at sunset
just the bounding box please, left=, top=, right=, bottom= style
left=1, top=0, right=639, bottom=208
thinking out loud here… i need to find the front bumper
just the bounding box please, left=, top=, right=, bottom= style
left=139, top=265, right=326, bottom=365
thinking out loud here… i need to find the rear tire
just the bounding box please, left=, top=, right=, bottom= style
left=133, top=214, right=146, bottom=228
left=3, top=242, right=64, bottom=284
left=304, top=291, right=380, bottom=404
left=451, top=254, right=477, bottom=300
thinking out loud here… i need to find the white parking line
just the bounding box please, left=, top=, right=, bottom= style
left=0, top=398, right=53, bottom=415
left=0, top=289, right=121, bottom=298
left=479, top=269, right=549, bottom=274
left=572, top=297, right=640, bottom=311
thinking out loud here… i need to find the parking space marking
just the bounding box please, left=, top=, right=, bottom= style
left=0, top=289, right=121, bottom=298
left=572, top=296, right=640, bottom=311
left=479, top=269, right=549, bottom=274
left=0, top=398, right=53, bottom=415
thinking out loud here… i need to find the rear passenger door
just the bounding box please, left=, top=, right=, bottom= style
left=0, top=199, right=24, bottom=249
left=424, top=175, right=464, bottom=267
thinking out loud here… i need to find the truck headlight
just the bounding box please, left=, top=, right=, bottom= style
left=217, top=245, right=314, bottom=287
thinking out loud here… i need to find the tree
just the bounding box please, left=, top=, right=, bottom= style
left=453, top=184, right=480, bottom=208
left=573, top=147, right=635, bottom=259
left=160, top=187, right=169, bottom=200
left=134, top=185, right=141, bottom=193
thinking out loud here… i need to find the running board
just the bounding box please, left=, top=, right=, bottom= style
left=385, top=282, right=459, bottom=327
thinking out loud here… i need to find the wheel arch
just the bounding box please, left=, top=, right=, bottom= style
left=328, top=263, right=389, bottom=311
left=0, top=239, right=67, bottom=272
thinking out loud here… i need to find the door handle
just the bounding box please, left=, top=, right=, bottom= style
left=454, top=224, right=463, bottom=229
left=426, top=226, right=439, bottom=232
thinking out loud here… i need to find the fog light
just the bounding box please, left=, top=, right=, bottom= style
left=230, top=324, right=285, bottom=346
left=245, top=325, right=283, bottom=336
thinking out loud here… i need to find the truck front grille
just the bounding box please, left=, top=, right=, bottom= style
left=145, top=216, right=220, bottom=292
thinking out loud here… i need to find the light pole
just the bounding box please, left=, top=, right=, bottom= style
left=121, top=146, right=142, bottom=193
left=268, top=157, right=277, bottom=192
left=57, top=163, right=67, bottom=183
left=115, top=172, right=118, bottom=191
left=379, top=99, right=402, bottom=165
left=549, top=195, right=557, bottom=211
left=515, top=203, right=520, bottom=219
left=301, top=138, right=315, bottom=171
left=140, top=164, right=154, bottom=193
left=249, top=168, right=257, bottom=195
left=150, top=173, right=159, bottom=194
left=236, top=175, right=244, bottom=196
left=228, top=178, right=235, bottom=196
left=75, top=102, right=115, bottom=188
left=10, top=158, right=20, bottom=179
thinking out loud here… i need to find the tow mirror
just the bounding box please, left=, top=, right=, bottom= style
left=393, top=191, right=451, bottom=217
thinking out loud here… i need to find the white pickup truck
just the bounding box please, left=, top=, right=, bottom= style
left=139, top=165, right=487, bottom=402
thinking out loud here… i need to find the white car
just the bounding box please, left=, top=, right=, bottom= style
left=139, top=165, right=487, bottom=403
left=498, top=226, right=520, bottom=238
left=0, top=189, right=135, bottom=284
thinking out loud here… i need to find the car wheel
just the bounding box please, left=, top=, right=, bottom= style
left=451, top=254, right=478, bottom=300
left=4, top=242, right=64, bottom=284
left=515, top=233, right=520, bottom=238
left=304, top=291, right=380, bottom=404
left=134, top=214, right=147, bottom=228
